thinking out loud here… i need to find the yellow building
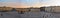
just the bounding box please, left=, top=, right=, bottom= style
left=16, top=8, right=30, bottom=12
left=0, top=6, right=13, bottom=12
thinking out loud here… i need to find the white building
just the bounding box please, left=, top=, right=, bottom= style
left=45, top=6, right=60, bottom=12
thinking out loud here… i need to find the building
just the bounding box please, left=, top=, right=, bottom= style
left=45, top=6, right=60, bottom=13
left=0, top=6, right=13, bottom=12
left=40, top=7, right=45, bottom=11
left=30, top=7, right=40, bottom=12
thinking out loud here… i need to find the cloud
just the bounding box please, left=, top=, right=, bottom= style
left=0, top=2, right=31, bottom=8
left=41, top=0, right=60, bottom=6
left=0, top=0, right=44, bottom=8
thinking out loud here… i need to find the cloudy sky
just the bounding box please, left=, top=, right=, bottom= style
left=0, top=0, right=60, bottom=8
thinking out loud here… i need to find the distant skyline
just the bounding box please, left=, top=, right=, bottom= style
left=0, top=0, right=60, bottom=8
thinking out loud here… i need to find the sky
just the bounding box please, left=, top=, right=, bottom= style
left=0, top=0, right=60, bottom=8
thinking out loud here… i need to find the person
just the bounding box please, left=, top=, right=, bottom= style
left=29, top=9, right=31, bottom=12
left=1, top=14, right=3, bottom=16
left=20, top=11, right=24, bottom=14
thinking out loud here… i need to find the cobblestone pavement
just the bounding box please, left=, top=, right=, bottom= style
left=0, top=11, right=60, bottom=18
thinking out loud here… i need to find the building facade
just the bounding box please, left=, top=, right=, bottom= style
left=0, top=7, right=13, bottom=12
left=45, top=6, right=60, bottom=12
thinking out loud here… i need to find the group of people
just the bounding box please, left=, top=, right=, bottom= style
left=17, top=9, right=31, bottom=14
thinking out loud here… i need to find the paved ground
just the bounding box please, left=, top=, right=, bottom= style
left=0, top=11, right=60, bottom=18
left=0, top=11, right=41, bottom=18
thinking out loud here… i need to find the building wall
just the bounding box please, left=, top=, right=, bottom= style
left=53, top=7, right=60, bottom=12
left=0, top=7, right=13, bottom=11
left=45, top=6, right=60, bottom=12
left=16, top=8, right=30, bottom=12
left=30, top=9, right=40, bottom=12
left=16, top=8, right=40, bottom=12
left=45, top=7, right=51, bottom=12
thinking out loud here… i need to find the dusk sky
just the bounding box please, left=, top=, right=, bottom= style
left=0, top=0, right=60, bottom=8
